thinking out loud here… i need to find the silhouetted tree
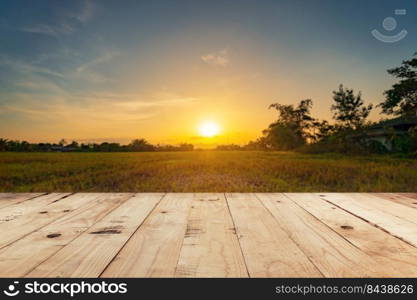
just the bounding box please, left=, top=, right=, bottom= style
left=331, top=84, right=373, bottom=130
left=66, top=141, right=79, bottom=149
left=177, top=143, right=194, bottom=151
left=216, top=144, right=242, bottom=151
left=310, top=120, right=335, bottom=142
left=0, top=138, right=7, bottom=151
left=380, top=53, right=417, bottom=116
left=129, top=139, right=155, bottom=152
left=58, top=139, right=67, bottom=146
left=78, top=143, right=88, bottom=151
left=244, top=137, right=267, bottom=150
left=264, top=99, right=315, bottom=149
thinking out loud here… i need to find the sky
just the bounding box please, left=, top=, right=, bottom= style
left=1, top=0, right=417, bottom=146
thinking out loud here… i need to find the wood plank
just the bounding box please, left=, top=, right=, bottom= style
left=0, top=193, right=134, bottom=277
left=319, top=193, right=417, bottom=247
left=175, top=193, right=248, bottom=278
left=0, top=192, right=415, bottom=278
left=27, top=193, right=163, bottom=278
left=286, top=193, right=417, bottom=277
left=101, top=193, right=193, bottom=277
left=402, top=193, right=417, bottom=200
left=0, top=193, right=70, bottom=223
left=258, top=193, right=391, bottom=277
left=0, top=193, right=45, bottom=210
left=358, top=193, right=417, bottom=225
left=226, top=193, right=322, bottom=277
left=373, top=193, right=417, bottom=210
left=0, top=193, right=115, bottom=250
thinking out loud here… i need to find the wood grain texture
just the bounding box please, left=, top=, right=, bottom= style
left=226, top=193, right=322, bottom=278
left=0, top=193, right=416, bottom=278
left=374, top=193, right=417, bottom=210
left=101, top=193, right=194, bottom=277
left=357, top=193, right=417, bottom=225
left=0, top=193, right=70, bottom=224
left=286, top=193, right=417, bottom=277
left=258, top=193, right=390, bottom=277
left=319, top=193, right=417, bottom=247
left=28, top=193, right=162, bottom=278
left=0, top=193, right=110, bottom=250
left=0, top=193, right=45, bottom=210
left=175, top=193, right=248, bottom=278
left=402, top=193, right=417, bottom=200
left=0, top=193, right=133, bottom=277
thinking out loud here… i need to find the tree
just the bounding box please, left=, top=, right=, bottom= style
left=264, top=99, right=315, bottom=149
left=380, top=53, right=417, bottom=116
left=129, top=139, right=155, bottom=152
left=310, top=120, right=335, bottom=142
left=263, top=124, right=305, bottom=150
left=0, top=139, right=7, bottom=151
left=178, top=143, right=194, bottom=151
left=331, top=84, right=372, bottom=130
left=58, top=139, right=67, bottom=146
left=66, top=141, right=79, bottom=149
left=244, top=137, right=267, bottom=150
left=216, top=144, right=242, bottom=151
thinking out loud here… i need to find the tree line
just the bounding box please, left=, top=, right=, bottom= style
left=0, top=138, right=194, bottom=152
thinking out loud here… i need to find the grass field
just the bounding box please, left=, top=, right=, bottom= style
left=1, top=151, right=416, bottom=192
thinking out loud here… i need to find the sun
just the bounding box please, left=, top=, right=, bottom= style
left=198, top=121, right=221, bottom=138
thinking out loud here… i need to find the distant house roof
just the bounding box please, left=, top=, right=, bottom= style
left=370, top=116, right=417, bottom=130
left=351, top=116, right=417, bottom=139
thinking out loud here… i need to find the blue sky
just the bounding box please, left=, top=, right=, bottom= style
left=0, top=0, right=416, bottom=144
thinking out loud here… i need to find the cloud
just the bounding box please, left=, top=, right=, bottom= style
left=20, top=0, right=96, bottom=37
left=201, top=49, right=229, bottom=66
left=0, top=56, right=65, bottom=78
left=71, top=91, right=198, bottom=110
left=21, top=23, right=75, bottom=37
left=0, top=90, right=197, bottom=124
left=73, top=51, right=120, bottom=83
left=0, top=98, right=155, bottom=123
left=76, top=51, right=119, bottom=73
left=75, top=0, right=96, bottom=23
left=112, top=97, right=197, bottom=110
left=1, top=50, right=117, bottom=85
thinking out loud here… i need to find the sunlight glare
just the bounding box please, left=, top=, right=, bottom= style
left=198, top=121, right=221, bottom=138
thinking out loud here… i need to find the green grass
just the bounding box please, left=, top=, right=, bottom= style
left=0, top=151, right=416, bottom=192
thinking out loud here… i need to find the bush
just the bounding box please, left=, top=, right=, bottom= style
left=299, top=136, right=388, bottom=155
